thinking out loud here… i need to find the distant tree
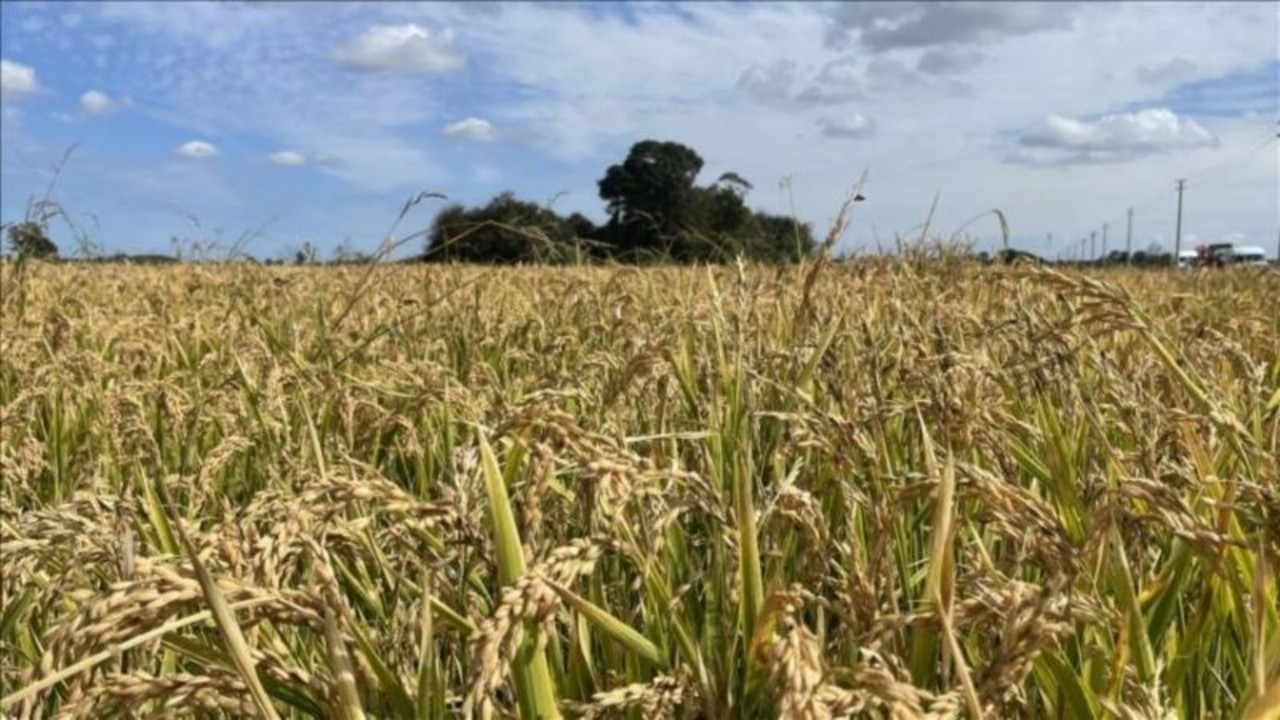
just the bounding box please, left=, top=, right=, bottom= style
left=995, top=248, right=1044, bottom=264
left=331, top=237, right=373, bottom=264
left=597, top=140, right=704, bottom=258
left=294, top=241, right=318, bottom=265
left=6, top=221, right=58, bottom=260
left=682, top=185, right=758, bottom=261
left=418, top=141, right=818, bottom=265
left=714, top=171, right=753, bottom=195
left=563, top=212, right=597, bottom=243
left=686, top=184, right=816, bottom=263
left=427, top=192, right=590, bottom=264
left=596, top=143, right=818, bottom=263
left=94, top=252, right=178, bottom=264
left=747, top=211, right=816, bottom=263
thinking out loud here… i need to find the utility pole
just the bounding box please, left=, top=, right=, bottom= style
left=1102, top=223, right=1109, bottom=261
left=1090, top=230, right=1096, bottom=262
left=1126, top=207, right=1134, bottom=264
left=1174, top=179, right=1186, bottom=263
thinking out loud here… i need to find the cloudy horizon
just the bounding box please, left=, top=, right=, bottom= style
left=1, top=1, right=1276, bottom=260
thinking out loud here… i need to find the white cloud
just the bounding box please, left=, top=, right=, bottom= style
left=79, top=89, right=125, bottom=115
left=820, top=114, right=877, bottom=139
left=798, top=57, right=930, bottom=105
left=334, top=24, right=464, bottom=73
left=737, top=59, right=799, bottom=102
left=798, top=57, right=865, bottom=104
left=268, top=150, right=307, bottom=166
left=176, top=140, right=220, bottom=158
left=1015, top=107, right=1218, bottom=164
left=443, top=117, right=494, bottom=142
left=1, top=59, right=39, bottom=98
left=825, top=3, right=1079, bottom=51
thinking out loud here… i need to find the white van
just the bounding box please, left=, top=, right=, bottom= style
left=1177, top=249, right=1197, bottom=269
left=1230, top=246, right=1267, bottom=266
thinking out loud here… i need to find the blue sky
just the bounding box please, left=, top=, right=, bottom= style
left=2, top=1, right=1277, bottom=260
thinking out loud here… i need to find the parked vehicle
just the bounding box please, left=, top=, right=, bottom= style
left=1189, top=243, right=1268, bottom=268
left=1230, top=245, right=1268, bottom=266
left=1207, top=243, right=1235, bottom=266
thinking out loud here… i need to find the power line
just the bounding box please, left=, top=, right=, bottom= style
left=1183, top=132, right=1278, bottom=186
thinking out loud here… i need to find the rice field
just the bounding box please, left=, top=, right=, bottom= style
left=1, top=259, right=1277, bottom=719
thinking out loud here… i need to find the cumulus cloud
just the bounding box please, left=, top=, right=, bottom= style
left=917, top=47, right=986, bottom=75
left=334, top=24, right=464, bottom=73
left=819, top=114, right=877, bottom=139
left=798, top=57, right=865, bottom=104
left=1013, top=107, right=1217, bottom=165
left=798, top=57, right=925, bottom=104
left=176, top=140, right=220, bottom=158
left=443, top=117, right=494, bottom=142
left=268, top=150, right=306, bottom=166
left=737, top=59, right=799, bottom=102
left=79, top=89, right=125, bottom=115
left=826, top=3, right=1077, bottom=51
left=1, top=59, right=39, bottom=98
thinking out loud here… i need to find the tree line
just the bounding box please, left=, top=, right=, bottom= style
left=424, top=139, right=816, bottom=264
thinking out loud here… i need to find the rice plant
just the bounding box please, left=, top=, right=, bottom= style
left=1, top=258, right=1277, bottom=719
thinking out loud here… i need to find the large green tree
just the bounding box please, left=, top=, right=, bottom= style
left=681, top=184, right=758, bottom=262
left=597, top=140, right=704, bottom=259
left=596, top=141, right=815, bottom=262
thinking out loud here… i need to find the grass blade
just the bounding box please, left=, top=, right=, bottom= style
left=478, top=430, right=561, bottom=720
left=543, top=576, right=664, bottom=667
